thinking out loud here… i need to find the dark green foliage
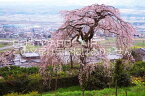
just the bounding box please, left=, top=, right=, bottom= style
left=85, top=65, right=111, bottom=90
left=0, top=76, right=79, bottom=95
left=131, top=61, right=145, bottom=77
left=62, top=65, right=71, bottom=71
left=2, top=60, right=144, bottom=95
left=0, top=66, right=39, bottom=78
left=0, top=73, right=41, bottom=95
left=113, top=59, right=131, bottom=87
left=0, top=66, right=79, bottom=95
left=48, top=76, right=79, bottom=90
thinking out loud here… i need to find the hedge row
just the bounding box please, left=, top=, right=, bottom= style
left=0, top=75, right=79, bottom=95
left=0, top=66, right=79, bottom=95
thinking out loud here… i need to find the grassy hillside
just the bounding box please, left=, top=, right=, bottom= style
left=41, top=86, right=145, bottom=96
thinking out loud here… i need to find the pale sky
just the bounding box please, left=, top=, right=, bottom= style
left=0, top=0, right=144, bottom=7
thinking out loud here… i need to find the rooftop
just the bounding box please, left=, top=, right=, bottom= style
left=22, top=52, right=40, bottom=58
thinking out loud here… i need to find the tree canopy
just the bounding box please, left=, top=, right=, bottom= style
left=57, top=4, right=135, bottom=50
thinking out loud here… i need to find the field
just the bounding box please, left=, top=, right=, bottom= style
left=99, top=37, right=145, bottom=49
left=133, top=38, right=145, bottom=48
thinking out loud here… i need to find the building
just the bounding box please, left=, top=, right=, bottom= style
left=14, top=52, right=41, bottom=67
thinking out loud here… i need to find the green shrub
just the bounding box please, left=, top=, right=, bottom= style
left=0, top=65, right=79, bottom=95
left=0, top=66, right=39, bottom=78
left=0, top=66, right=41, bottom=95
left=113, top=59, right=131, bottom=87
left=131, top=61, right=145, bottom=77
left=131, top=77, right=145, bottom=87
left=85, top=65, right=111, bottom=90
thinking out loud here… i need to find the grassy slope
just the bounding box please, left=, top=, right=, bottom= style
left=5, top=86, right=145, bottom=96
left=42, top=86, right=145, bottom=96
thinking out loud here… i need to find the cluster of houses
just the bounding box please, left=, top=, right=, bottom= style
left=0, top=50, right=41, bottom=67
left=14, top=52, right=41, bottom=67
left=0, top=24, right=51, bottom=39
left=0, top=47, right=145, bottom=68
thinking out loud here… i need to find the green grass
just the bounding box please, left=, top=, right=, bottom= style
left=133, top=39, right=145, bottom=48
left=42, top=86, right=145, bottom=96
left=133, top=42, right=145, bottom=48
left=99, top=38, right=145, bottom=49
left=4, top=91, right=40, bottom=96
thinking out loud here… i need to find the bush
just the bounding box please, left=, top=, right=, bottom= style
left=131, top=61, right=145, bottom=77
left=113, top=59, right=131, bottom=87
left=0, top=66, right=79, bottom=95
left=0, top=66, right=39, bottom=78
left=85, top=65, right=111, bottom=90
left=131, top=77, right=145, bottom=87
left=0, top=66, right=41, bottom=95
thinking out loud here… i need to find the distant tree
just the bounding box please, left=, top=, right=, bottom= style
left=0, top=50, right=15, bottom=67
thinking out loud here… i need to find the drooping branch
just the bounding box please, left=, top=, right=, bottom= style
left=59, top=4, right=135, bottom=51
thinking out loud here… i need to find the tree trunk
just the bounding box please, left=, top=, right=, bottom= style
left=125, top=90, right=128, bottom=96
left=70, top=53, right=73, bottom=68
left=55, top=77, right=58, bottom=90
left=55, top=70, right=58, bottom=91
left=82, top=88, right=85, bottom=96
left=48, top=78, right=51, bottom=89
left=115, top=80, right=118, bottom=96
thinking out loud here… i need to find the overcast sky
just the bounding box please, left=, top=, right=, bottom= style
left=0, top=0, right=144, bottom=8
left=0, top=0, right=144, bottom=17
left=0, top=0, right=144, bottom=23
